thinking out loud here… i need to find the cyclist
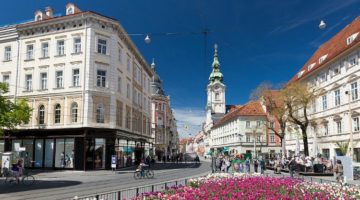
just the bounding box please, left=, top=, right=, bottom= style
left=137, top=159, right=148, bottom=177
left=12, top=159, right=24, bottom=184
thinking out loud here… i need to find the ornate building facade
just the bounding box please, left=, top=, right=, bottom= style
left=0, top=3, right=153, bottom=170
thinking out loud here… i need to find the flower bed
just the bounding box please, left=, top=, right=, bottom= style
left=134, top=173, right=360, bottom=200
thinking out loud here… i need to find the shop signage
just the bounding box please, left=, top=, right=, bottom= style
left=111, top=155, right=116, bottom=169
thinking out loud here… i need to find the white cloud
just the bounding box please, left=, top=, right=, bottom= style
left=173, top=107, right=205, bottom=138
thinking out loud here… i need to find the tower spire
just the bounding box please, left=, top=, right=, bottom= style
left=209, top=43, right=223, bottom=84
left=151, top=58, right=156, bottom=70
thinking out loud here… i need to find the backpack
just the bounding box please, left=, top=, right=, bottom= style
left=246, top=159, right=250, bottom=166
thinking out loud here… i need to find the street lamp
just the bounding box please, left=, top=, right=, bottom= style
left=345, top=90, right=354, bottom=160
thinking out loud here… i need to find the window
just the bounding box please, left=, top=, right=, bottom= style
left=40, top=72, right=47, bottom=90
left=97, top=39, right=107, bottom=54
left=96, top=70, right=106, bottom=87
left=215, top=93, right=220, bottom=100
left=351, top=82, right=358, bottom=101
left=25, top=74, right=32, bottom=91
left=319, top=73, right=327, bottom=83
left=337, top=121, right=342, bottom=134
left=334, top=90, right=340, bottom=106
left=322, top=95, right=327, bottom=110
left=246, top=121, right=250, bottom=128
left=319, top=54, right=328, bottom=64
left=256, top=121, right=261, bottom=127
left=332, top=66, right=341, bottom=76
left=349, top=56, right=358, bottom=67
left=2, top=75, right=9, bottom=87
left=54, top=104, right=61, bottom=124
left=324, top=124, right=328, bottom=136
left=67, top=7, right=74, bottom=15
left=353, top=117, right=360, bottom=132
left=42, top=43, right=49, bottom=58
left=71, top=102, right=78, bottom=123
left=307, top=63, right=315, bottom=71
left=257, top=136, right=261, bottom=142
left=246, top=135, right=250, bottom=142
left=73, top=38, right=81, bottom=53
left=39, top=105, right=45, bottom=125
left=118, top=48, right=122, bottom=62
left=4, top=46, right=11, bottom=61
left=73, top=69, right=80, bottom=86
left=57, top=40, right=65, bottom=55
left=347, top=32, right=359, bottom=45
left=127, top=56, right=131, bottom=71
left=55, top=71, right=63, bottom=88
left=297, top=70, right=304, bottom=78
left=270, top=134, right=275, bottom=143
left=270, top=122, right=274, bottom=128
left=117, top=77, right=122, bottom=93
left=96, top=104, right=105, bottom=123
left=127, top=83, right=130, bottom=99
left=26, top=45, right=33, bottom=60
left=312, top=100, right=317, bottom=113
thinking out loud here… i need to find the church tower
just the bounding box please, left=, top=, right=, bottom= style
left=205, top=44, right=226, bottom=125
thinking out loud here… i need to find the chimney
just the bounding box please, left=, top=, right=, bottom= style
left=45, top=7, right=53, bottom=17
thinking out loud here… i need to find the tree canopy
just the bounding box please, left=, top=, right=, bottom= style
left=0, top=83, right=32, bottom=135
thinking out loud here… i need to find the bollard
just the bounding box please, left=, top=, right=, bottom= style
left=310, top=177, right=313, bottom=183
left=175, top=180, right=178, bottom=186
left=95, top=194, right=99, bottom=200
left=136, top=188, right=139, bottom=197
left=152, top=185, right=154, bottom=192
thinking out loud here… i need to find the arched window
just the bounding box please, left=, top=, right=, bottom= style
left=54, top=104, right=61, bottom=124
left=36, top=15, right=42, bottom=21
left=215, top=93, right=220, bottom=100
left=67, top=7, right=74, bottom=15
left=39, top=105, right=45, bottom=125
left=71, top=102, right=78, bottom=123
left=96, top=104, right=105, bottom=123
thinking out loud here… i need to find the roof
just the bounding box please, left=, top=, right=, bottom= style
left=212, top=101, right=266, bottom=129
left=289, top=16, right=360, bottom=83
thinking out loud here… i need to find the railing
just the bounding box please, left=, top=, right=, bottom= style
left=74, top=177, right=189, bottom=200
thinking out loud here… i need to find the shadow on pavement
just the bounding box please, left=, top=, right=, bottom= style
left=116, top=162, right=203, bottom=174
left=0, top=180, right=81, bottom=194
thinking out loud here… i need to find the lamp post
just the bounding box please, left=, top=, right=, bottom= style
left=345, top=90, right=354, bottom=160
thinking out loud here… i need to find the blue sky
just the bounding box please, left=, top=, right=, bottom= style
left=2, top=0, right=360, bottom=137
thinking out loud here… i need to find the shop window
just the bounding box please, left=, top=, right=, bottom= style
left=354, top=148, right=360, bottom=162
left=34, top=139, right=43, bottom=167
left=322, top=149, right=330, bottom=159
left=55, top=138, right=74, bottom=168
left=44, top=139, right=54, bottom=168
left=94, top=138, right=105, bottom=169
left=22, top=139, right=34, bottom=168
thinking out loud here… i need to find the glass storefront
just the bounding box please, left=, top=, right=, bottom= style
left=94, top=138, right=105, bottom=169
left=55, top=138, right=74, bottom=168
left=34, top=139, right=43, bottom=167
left=65, top=139, right=74, bottom=168
left=44, top=139, right=54, bottom=168
left=22, top=139, right=34, bottom=168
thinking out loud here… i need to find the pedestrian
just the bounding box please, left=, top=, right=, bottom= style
left=260, top=157, right=266, bottom=174
left=288, top=156, right=297, bottom=177
left=253, top=158, right=259, bottom=173
left=215, top=156, right=222, bottom=172
left=245, top=158, right=251, bottom=174
left=334, top=160, right=344, bottom=184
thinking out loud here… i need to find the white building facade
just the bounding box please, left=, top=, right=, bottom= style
left=210, top=101, right=280, bottom=157
left=286, top=16, right=360, bottom=164
left=0, top=3, right=154, bottom=170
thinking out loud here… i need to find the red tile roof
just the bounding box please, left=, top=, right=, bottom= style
left=212, top=101, right=266, bottom=129
left=290, top=16, right=360, bottom=83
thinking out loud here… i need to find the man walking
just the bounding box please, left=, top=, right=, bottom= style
left=334, top=160, right=344, bottom=184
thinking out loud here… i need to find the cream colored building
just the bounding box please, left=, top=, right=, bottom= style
left=286, top=16, right=360, bottom=164
left=0, top=3, right=153, bottom=170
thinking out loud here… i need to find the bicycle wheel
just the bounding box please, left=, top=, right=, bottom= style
left=146, top=170, right=154, bottom=178
left=134, top=171, right=141, bottom=180
left=5, top=177, right=16, bottom=185
left=22, top=175, right=35, bottom=185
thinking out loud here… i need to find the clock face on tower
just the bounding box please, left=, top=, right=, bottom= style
left=214, top=85, right=219, bottom=90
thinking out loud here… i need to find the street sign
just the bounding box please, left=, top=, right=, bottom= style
left=19, top=147, right=26, bottom=151
left=111, top=155, right=116, bottom=169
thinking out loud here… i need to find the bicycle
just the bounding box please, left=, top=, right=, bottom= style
left=134, top=167, right=154, bottom=179
left=5, top=169, right=35, bottom=185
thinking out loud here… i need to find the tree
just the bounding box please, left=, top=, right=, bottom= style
left=336, top=140, right=349, bottom=156
left=281, top=82, right=318, bottom=156
left=251, top=82, right=288, bottom=158
left=0, top=83, right=32, bottom=135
